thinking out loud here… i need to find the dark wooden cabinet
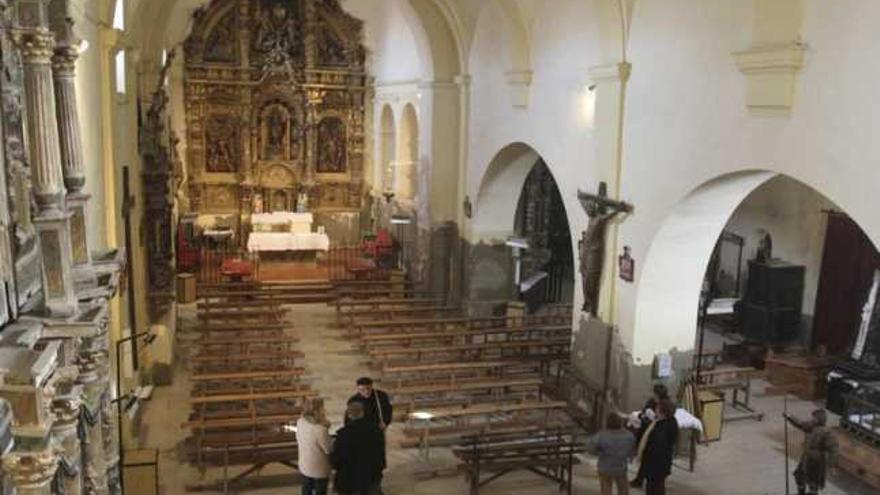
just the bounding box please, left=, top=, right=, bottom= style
left=740, top=260, right=805, bottom=345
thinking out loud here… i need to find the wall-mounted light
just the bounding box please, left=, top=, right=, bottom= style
left=77, top=39, right=90, bottom=54
left=580, top=83, right=597, bottom=129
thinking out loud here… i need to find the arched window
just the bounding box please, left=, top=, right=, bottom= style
left=396, top=104, right=418, bottom=200
left=379, top=105, right=396, bottom=193
left=112, top=0, right=125, bottom=31
left=114, top=50, right=126, bottom=95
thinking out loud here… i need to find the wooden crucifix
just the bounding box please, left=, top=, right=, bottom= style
left=577, top=182, right=633, bottom=316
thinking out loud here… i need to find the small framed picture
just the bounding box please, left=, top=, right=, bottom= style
left=619, top=246, right=634, bottom=282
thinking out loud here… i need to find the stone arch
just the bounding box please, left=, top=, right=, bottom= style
left=471, top=142, right=541, bottom=241
left=396, top=104, right=419, bottom=200
left=379, top=105, right=397, bottom=193
left=632, top=169, right=877, bottom=362
left=467, top=141, right=576, bottom=312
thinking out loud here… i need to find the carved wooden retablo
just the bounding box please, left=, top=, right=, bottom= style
left=184, top=0, right=368, bottom=220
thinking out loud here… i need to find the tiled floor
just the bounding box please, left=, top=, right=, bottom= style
left=137, top=303, right=877, bottom=494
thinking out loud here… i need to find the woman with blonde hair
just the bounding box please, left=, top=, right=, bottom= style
left=296, top=398, right=332, bottom=495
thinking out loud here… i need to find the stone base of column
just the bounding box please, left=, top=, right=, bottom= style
left=33, top=210, right=78, bottom=317
left=67, top=192, right=97, bottom=290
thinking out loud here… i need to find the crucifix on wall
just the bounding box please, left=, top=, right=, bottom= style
left=577, top=182, right=633, bottom=316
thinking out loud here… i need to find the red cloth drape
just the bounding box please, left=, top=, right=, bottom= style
left=812, top=212, right=880, bottom=354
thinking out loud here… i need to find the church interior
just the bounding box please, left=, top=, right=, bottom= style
left=1, top=0, right=880, bottom=493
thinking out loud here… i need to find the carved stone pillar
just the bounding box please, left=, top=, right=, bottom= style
left=52, top=16, right=91, bottom=270
left=51, top=381, right=84, bottom=495
left=16, top=0, right=65, bottom=213
left=76, top=347, right=109, bottom=495
left=101, top=392, right=120, bottom=494
left=15, top=0, right=78, bottom=316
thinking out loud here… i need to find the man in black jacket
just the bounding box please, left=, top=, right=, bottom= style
left=344, top=377, right=392, bottom=493
left=346, top=377, right=393, bottom=430
left=331, top=402, right=384, bottom=495
left=638, top=399, right=679, bottom=495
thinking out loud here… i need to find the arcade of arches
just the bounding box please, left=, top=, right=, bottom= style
left=0, top=0, right=879, bottom=494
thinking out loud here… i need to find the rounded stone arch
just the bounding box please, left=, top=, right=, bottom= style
left=379, top=104, right=397, bottom=193
left=468, top=141, right=576, bottom=311
left=632, top=169, right=878, bottom=362
left=471, top=142, right=541, bottom=241
left=395, top=103, right=419, bottom=200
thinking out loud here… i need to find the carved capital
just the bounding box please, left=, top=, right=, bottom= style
left=2, top=444, right=62, bottom=490
left=51, top=45, right=78, bottom=75
left=15, top=29, right=56, bottom=65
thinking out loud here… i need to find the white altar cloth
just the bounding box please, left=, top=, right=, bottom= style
left=251, top=212, right=314, bottom=234
left=247, top=232, right=330, bottom=252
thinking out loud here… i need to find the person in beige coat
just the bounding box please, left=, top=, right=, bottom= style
left=297, top=398, right=333, bottom=495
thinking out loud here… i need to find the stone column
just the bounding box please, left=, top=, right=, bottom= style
left=52, top=16, right=91, bottom=270
left=15, top=0, right=78, bottom=316
left=51, top=382, right=84, bottom=495
left=77, top=346, right=110, bottom=495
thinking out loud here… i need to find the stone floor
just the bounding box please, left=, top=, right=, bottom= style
left=137, top=302, right=877, bottom=494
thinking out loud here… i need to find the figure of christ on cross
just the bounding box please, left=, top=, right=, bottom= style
left=577, top=182, right=633, bottom=316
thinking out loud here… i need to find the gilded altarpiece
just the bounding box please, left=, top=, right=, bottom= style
left=184, top=0, right=368, bottom=239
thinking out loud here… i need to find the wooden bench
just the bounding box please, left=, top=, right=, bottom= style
left=190, top=351, right=305, bottom=374
left=333, top=288, right=438, bottom=301
left=336, top=297, right=444, bottom=321
left=368, top=338, right=570, bottom=365
left=341, top=305, right=461, bottom=328
left=361, top=324, right=572, bottom=350
left=454, top=428, right=582, bottom=495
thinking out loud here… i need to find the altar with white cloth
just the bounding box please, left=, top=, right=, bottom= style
left=247, top=212, right=330, bottom=253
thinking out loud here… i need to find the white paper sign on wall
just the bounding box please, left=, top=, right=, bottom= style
left=653, top=353, right=673, bottom=379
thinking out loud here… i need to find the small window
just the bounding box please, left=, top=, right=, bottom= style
left=113, top=0, right=125, bottom=31
left=115, top=50, right=126, bottom=95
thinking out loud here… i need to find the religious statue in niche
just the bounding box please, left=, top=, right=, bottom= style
left=317, top=117, right=346, bottom=173
left=261, top=105, right=289, bottom=160
left=204, top=10, right=237, bottom=62
left=297, top=189, right=309, bottom=213
left=205, top=115, right=239, bottom=173
left=577, top=182, right=632, bottom=316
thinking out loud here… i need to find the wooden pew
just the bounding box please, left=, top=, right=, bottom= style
left=454, top=428, right=583, bottom=495
left=341, top=305, right=461, bottom=329
left=335, top=297, right=444, bottom=322
left=190, top=351, right=305, bottom=374
left=367, top=338, right=571, bottom=366
left=360, top=324, right=572, bottom=351
left=399, top=400, right=572, bottom=448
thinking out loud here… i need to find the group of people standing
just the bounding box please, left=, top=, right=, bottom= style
left=586, top=384, right=681, bottom=495
left=296, top=377, right=393, bottom=495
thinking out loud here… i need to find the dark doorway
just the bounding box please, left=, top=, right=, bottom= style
left=513, top=160, right=574, bottom=307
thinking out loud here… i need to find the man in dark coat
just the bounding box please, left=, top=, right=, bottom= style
left=331, top=402, right=384, bottom=495
left=345, top=377, right=392, bottom=492
left=637, top=399, right=679, bottom=495
left=346, top=377, right=393, bottom=430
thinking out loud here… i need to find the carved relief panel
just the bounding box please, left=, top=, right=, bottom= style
left=183, top=0, right=369, bottom=224
left=204, top=113, right=240, bottom=173
left=317, top=117, right=346, bottom=173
